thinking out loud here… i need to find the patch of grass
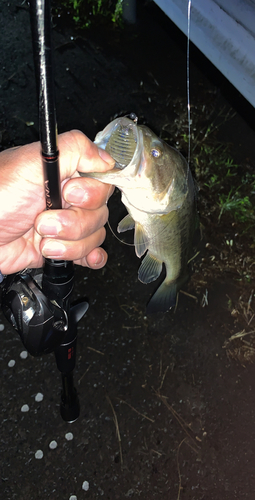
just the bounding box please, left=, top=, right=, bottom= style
left=189, top=114, right=255, bottom=227
left=218, top=188, right=253, bottom=222
left=164, top=97, right=255, bottom=229
left=204, top=173, right=220, bottom=189
left=53, top=0, right=123, bottom=28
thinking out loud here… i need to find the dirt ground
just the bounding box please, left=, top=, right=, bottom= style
left=1, top=1, right=255, bottom=499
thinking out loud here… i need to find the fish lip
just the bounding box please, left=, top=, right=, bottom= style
left=94, top=116, right=142, bottom=173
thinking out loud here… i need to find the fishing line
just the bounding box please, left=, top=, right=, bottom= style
left=104, top=184, right=134, bottom=246
left=106, top=205, right=176, bottom=251
left=107, top=219, right=135, bottom=247
left=187, top=0, right=192, bottom=168
left=103, top=17, right=195, bottom=253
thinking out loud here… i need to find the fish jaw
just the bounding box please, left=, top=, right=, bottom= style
left=94, top=117, right=142, bottom=172
left=82, top=117, right=150, bottom=191
left=81, top=117, right=190, bottom=215
left=81, top=131, right=171, bottom=214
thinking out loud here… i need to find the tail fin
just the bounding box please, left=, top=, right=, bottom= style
left=146, top=279, right=177, bottom=315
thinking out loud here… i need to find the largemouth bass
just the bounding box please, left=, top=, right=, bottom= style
left=80, top=116, right=197, bottom=314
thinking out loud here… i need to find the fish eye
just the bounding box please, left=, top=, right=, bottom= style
left=151, top=148, right=161, bottom=158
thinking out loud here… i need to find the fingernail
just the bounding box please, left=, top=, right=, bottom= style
left=65, top=187, right=86, bottom=204
left=38, top=218, right=62, bottom=236
left=94, top=250, right=104, bottom=267
left=42, top=241, right=66, bottom=258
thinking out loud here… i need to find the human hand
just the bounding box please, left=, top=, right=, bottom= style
left=0, top=130, right=115, bottom=275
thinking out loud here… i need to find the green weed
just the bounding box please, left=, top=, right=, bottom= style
left=185, top=108, right=255, bottom=227
left=53, top=0, right=123, bottom=28
left=218, top=188, right=253, bottom=222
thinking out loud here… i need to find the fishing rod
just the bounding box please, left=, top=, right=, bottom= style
left=2, top=0, right=88, bottom=422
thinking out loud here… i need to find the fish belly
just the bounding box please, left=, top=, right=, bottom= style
left=123, top=199, right=184, bottom=314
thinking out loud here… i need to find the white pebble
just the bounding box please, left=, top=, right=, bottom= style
left=82, top=480, right=89, bottom=491
left=8, top=359, right=15, bottom=368
left=35, top=392, right=44, bottom=402
left=21, top=404, right=29, bottom=412
left=0, top=323, right=4, bottom=331
left=65, top=432, right=74, bottom=441
left=35, top=449, right=43, bottom=459
left=69, top=496, right=77, bottom=500
left=20, top=350, right=28, bottom=359
left=49, top=440, right=57, bottom=450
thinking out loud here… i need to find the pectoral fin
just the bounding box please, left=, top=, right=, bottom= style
left=138, top=253, right=163, bottom=284
left=134, top=223, right=149, bottom=258
left=117, top=214, right=135, bottom=233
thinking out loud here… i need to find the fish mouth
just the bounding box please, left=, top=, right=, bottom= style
left=94, top=117, right=139, bottom=169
